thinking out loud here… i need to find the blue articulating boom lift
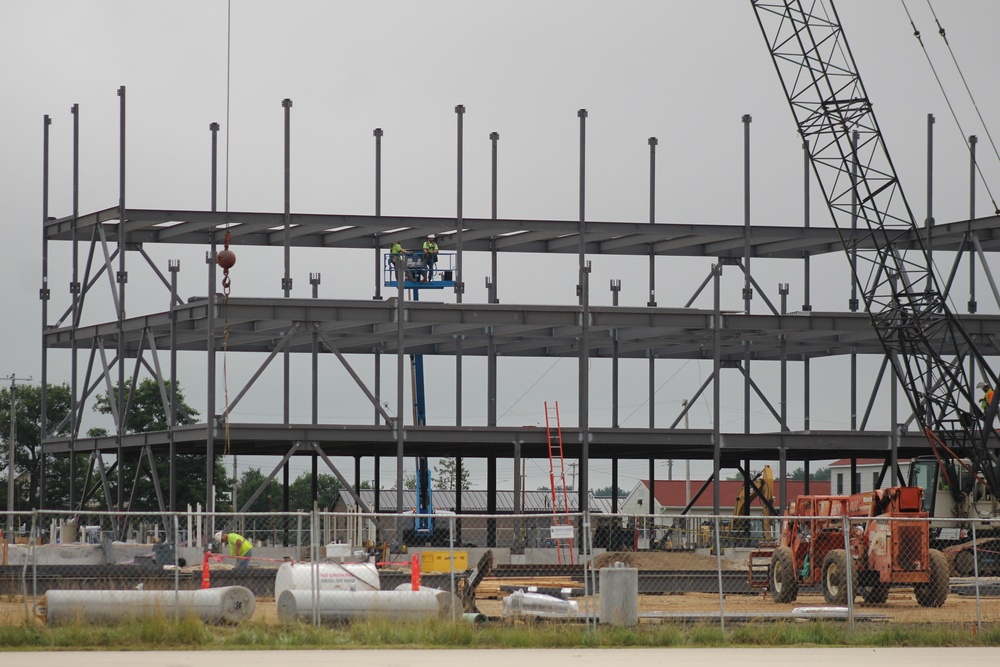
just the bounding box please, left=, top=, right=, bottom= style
left=385, top=247, right=456, bottom=547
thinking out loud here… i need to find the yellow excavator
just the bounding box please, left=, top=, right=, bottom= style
left=704, top=466, right=776, bottom=551
left=731, top=465, right=776, bottom=545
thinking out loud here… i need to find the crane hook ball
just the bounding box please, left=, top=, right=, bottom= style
left=217, top=249, right=237, bottom=270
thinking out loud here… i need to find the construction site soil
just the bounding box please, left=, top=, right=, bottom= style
left=592, top=550, right=745, bottom=570
left=1, top=550, right=997, bottom=627
left=1, top=591, right=996, bottom=627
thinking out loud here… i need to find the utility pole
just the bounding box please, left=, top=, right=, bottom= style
left=5, top=374, right=31, bottom=534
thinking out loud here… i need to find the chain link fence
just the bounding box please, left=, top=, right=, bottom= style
left=1, top=509, right=998, bottom=630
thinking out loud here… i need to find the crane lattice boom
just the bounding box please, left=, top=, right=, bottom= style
left=751, top=0, right=1000, bottom=496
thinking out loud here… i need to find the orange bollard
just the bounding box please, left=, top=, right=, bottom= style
left=411, top=553, right=421, bottom=591
left=200, top=550, right=211, bottom=589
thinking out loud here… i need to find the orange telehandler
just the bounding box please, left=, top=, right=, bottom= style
left=768, top=486, right=949, bottom=607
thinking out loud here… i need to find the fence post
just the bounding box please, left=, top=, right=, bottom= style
left=972, top=520, right=982, bottom=632
left=841, top=514, right=855, bottom=634
left=583, top=510, right=597, bottom=633
left=27, top=511, right=38, bottom=622
left=713, top=515, right=725, bottom=636
left=449, top=515, right=456, bottom=621
left=173, top=513, right=180, bottom=621
left=312, top=507, right=320, bottom=627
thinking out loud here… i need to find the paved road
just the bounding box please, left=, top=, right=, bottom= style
left=5, top=648, right=996, bottom=666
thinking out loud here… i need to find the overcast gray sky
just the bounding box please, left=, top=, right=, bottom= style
left=2, top=1, right=1000, bottom=495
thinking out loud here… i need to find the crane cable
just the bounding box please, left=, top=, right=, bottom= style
left=926, top=1, right=1000, bottom=199
left=901, top=0, right=1000, bottom=215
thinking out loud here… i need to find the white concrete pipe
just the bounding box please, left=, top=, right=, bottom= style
left=42, top=586, right=256, bottom=625
left=273, top=561, right=379, bottom=600
left=276, top=589, right=458, bottom=623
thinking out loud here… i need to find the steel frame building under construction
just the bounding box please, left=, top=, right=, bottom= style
left=35, top=89, right=1000, bottom=536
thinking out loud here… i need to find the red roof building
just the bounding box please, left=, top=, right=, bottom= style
left=621, top=478, right=831, bottom=516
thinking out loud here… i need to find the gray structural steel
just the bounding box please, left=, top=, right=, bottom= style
left=35, top=92, right=1000, bottom=523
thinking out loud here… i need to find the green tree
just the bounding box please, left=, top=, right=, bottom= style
left=235, top=467, right=281, bottom=512
left=788, top=466, right=831, bottom=481
left=288, top=472, right=341, bottom=510
left=593, top=485, right=628, bottom=498
left=0, top=382, right=82, bottom=510
left=93, top=378, right=230, bottom=512
left=433, top=457, right=471, bottom=490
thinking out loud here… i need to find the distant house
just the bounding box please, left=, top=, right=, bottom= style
left=616, top=477, right=832, bottom=549
left=331, top=489, right=613, bottom=514
left=329, top=489, right=614, bottom=549
left=827, top=458, right=913, bottom=495
left=620, top=477, right=830, bottom=519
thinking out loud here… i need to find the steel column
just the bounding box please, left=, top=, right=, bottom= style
left=925, top=114, right=935, bottom=289
left=116, top=86, right=127, bottom=513
left=647, top=137, right=657, bottom=307
left=712, top=263, right=721, bottom=513
left=395, top=258, right=405, bottom=513
left=577, top=109, right=589, bottom=515
left=281, top=99, right=292, bottom=428
left=488, top=132, right=499, bottom=427
left=40, top=114, right=51, bottom=508
left=374, top=129, right=383, bottom=427
left=455, top=105, right=465, bottom=426
left=206, top=121, right=219, bottom=510
left=168, top=260, right=179, bottom=512
left=742, top=114, right=752, bottom=435
left=802, top=140, right=812, bottom=312
left=373, top=127, right=383, bottom=301
left=969, top=135, right=978, bottom=314
left=611, top=279, right=620, bottom=429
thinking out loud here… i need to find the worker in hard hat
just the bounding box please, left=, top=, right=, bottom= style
left=978, top=381, right=995, bottom=412
left=422, top=234, right=439, bottom=282
left=390, top=240, right=414, bottom=282
left=215, top=531, right=253, bottom=571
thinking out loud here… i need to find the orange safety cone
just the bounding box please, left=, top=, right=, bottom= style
left=200, top=550, right=211, bottom=589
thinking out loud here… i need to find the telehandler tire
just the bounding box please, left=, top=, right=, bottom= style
left=914, top=549, right=949, bottom=608
left=769, top=546, right=798, bottom=603
left=859, top=580, right=891, bottom=605
left=822, top=549, right=855, bottom=605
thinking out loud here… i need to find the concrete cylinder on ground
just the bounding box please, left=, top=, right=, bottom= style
left=599, top=562, right=638, bottom=626
left=273, top=561, right=380, bottom=600
left=276, top=589, right=458, bottom=623
left=42, top=586, right=256, bottom=625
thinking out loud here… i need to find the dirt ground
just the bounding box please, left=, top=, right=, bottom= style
left=3, top=591, right=997, bottom=627
left=593, top=550, right=745, bottom=571
left=2, top=550, right=998, bottom=627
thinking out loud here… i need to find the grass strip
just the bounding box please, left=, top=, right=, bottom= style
left=1, top=617, right=999, bottom=650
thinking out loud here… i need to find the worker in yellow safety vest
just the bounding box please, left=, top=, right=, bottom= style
left=422, top=234, right=439, bottom=281
left=390, top=241, right=414, bottom=281
left=215, top=531, right=253, bottom=570
left=979, top=382, right=995, bottom=413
